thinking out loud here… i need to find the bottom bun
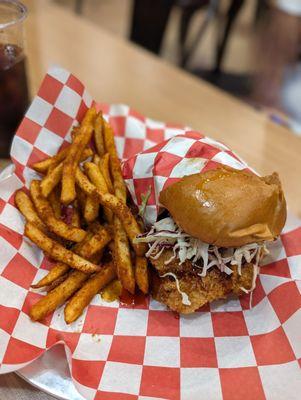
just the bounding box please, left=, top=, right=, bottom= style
left=150, top=258, right=254, bottom=314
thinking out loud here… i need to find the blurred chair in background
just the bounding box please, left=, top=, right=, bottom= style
left=71, top=0, right=252, bottom=96
left=130, top=0, right=174, bottom=54
left=74, top=0, right=83, bottom=14
left=129, top=0, right=219, bottom=64
left=252, top=1, right=301, bottom=130
left=130, top=0, right=253, bottom=95
left=130, top=0, right=244, bottom=74
left=178, top=0, right=218, bottom=68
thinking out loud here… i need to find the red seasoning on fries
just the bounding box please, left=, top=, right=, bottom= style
left=64, top=262, right=116, bottom=324
left=15, top=107, right=149, bottom=324
left=30, top=180, right=87, bottom=243
left=61, top=108, right=96, bottom=205
left=25, top=223, right=100, bottom=274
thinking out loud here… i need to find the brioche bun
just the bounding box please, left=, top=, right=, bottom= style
left=159, top=165, right=286, bottom=247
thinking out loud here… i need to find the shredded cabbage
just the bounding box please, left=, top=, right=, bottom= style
left=135, top=217, right=267, bottom=273
left=135, top=216, right=268, bottom=306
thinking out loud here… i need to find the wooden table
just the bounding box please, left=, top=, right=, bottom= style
left=1, top=0, right=300, bottom=399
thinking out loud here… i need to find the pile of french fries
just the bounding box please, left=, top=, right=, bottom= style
left=15, top=108, right=148, bottom=324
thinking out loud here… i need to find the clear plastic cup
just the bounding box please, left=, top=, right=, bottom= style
left=0, top=0, right=29, bottom=157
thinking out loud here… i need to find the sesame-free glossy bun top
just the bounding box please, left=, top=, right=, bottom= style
left=159, top=165, right=287, bottom=247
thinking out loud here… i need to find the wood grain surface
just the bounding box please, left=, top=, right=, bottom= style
left=0, top=374, right=56, bottom=399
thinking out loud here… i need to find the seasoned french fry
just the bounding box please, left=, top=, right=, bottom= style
left=101, top=132, right=135, bottom=290
left=32, top=226, right=107, bottom=288
left=31, top=262, right=69, bottom=288
left=30, top=180, right=87, bottom=242
left=75, top=167, right=96, bottom=194
left=75, top=168, right=146, bottom=255
left=100, top=124, right=135, bottom=291
left=31, top=128, right=92, bottom=175
left=99, top=153, right=114, bottom=194
left=111, top=154, right=127, bottom=203
left=32, top=146, right=70, bottom=174
left=30, top=270, right=89, bottom=321
left=81, top=147, right=94, bottom=160
left=41, top=148, right=93, bottom=198
left=107, top=197, right=146, bottom=255
left=103, top=119, right=117, bottom=157
left=40, top=162, right=63, bottom=198
left=76, top=185, right=86, bottom=215
left=114, top=216, right=135, bottom=293
left=114, top=203, right=144, bottom=253
left=84, top=162, right=112, bottom=222
left=25, top=223, right=100, bottom=273
left=31, top=238, right=93, bottom=289
left=15, top=190, right=47, bottom=232
left=84, top=162, right=108, bottom=193
left=93, top=153, right=101, bottom=166
left=79, top=224, right=111, bottom=260
left=84, top=161, right=99, bottom=222
left=100, top=279, right=122, bottom=302
left=71, top=125, right=80, bottom=141
left=100, top=131, right=135, bottom=291
left=102, top=120, right=136, bottom=294
left=48, top=187, right=61, bottom=219
left=70, top=231, right=94, bottom=254
left=61, top=108, right=97, bottom=205
left=135, top=256, right=149, bottom=294
left=84, top=192, right=99, bottom=223
left=71, top=201, right=81, bottom=228
left=45, top=273, right=69, bottom=292
left=94, top=112, right=105, bottom=157
left=103, top=120, right=126, bottom=201
left=64, top=262, right=116, bottom=323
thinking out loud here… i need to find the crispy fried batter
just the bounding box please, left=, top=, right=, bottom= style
left=150, top=250, right=254, bottom=313
left=151, top=250, right=200, bottom=275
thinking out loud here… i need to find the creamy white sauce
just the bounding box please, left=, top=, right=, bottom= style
left=160, top=272, right=191, bottom=306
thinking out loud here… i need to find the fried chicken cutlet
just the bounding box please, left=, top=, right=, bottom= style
left=150, top=250, right=254, bottom=313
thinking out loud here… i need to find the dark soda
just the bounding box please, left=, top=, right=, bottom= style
left=0, top=43, right=29, bottom=157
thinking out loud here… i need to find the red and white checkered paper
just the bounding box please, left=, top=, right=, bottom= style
left=0, top=66, right=300, bottom=400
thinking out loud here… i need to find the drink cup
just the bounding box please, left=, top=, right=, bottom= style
left=0, top=0, right=29, bottom=158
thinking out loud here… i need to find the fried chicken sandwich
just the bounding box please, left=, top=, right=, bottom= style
left=135, top=165, right=286, bottom=313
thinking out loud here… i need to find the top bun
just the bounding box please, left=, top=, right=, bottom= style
left=159, top=165, right=286, bottom=247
